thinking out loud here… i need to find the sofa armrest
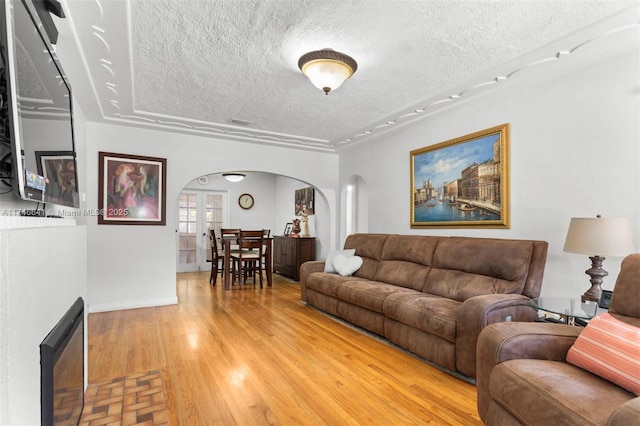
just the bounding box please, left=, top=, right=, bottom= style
left=608, top=397, right=640, bottom=425
left=456, top=294, right=539, bottom=378
left=476, top=321, right=582, bottom=422
left=299, top=261, right=325, bottom=302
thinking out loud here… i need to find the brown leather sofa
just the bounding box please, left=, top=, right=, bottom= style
left=476, top=253, right=640, bottom=425
left=299, top=233, right=548, bottom=379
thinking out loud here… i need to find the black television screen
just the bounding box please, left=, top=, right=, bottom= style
left=0, top=0, right=79, bottom=208
left=40, top=297, right=84, bottom=426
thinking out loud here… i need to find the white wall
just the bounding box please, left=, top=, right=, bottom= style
left=85, top=123, right=338, bottom=312
left=0, top=84, right=89, bottom=423
left=45, top=0, right=636, bottom=313
left=180, top=172, right=330, bottom=270
left=0, top=219, right=87, bottom=425
left=338, top=47, right=639, bottom=298
left=184, top=172, right=279, bottom=231
left=183, top=172, right=312, bottom=235
left=274, top=175, right=331, bottom=257
left=183, top=172, right=329, bottom=250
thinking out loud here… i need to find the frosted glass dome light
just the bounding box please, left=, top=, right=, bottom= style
left=298, top=49, right=358, bottom=95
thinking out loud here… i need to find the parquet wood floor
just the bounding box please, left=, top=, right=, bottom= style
left=79, top=370, right=168, bottom=426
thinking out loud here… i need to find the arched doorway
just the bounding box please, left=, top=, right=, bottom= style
left=176, top=171, right=331, bottom=272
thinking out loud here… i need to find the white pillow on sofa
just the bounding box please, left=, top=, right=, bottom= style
left=332, top=254, right=363, bottom=276
left=324, top=249, right=356, bottom=273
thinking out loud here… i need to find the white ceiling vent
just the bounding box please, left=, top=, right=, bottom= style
left=228, top=118, right=254, bottom=126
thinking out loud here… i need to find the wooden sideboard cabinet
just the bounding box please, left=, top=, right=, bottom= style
left=273, top=236, right=316, bottom=281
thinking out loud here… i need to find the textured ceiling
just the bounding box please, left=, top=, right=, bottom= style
left=60, top=0, right=638, bottom=151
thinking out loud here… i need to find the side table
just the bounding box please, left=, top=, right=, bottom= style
left=529, top=297, right=602, bottom=326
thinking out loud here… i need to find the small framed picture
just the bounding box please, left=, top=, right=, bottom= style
left=35, top=150, right=79, bottom=207
left=598, top=290, right=613, bottom=309
left=283, top=222, right=293, bottom=236
left=295, top=187, right=314, bottom=215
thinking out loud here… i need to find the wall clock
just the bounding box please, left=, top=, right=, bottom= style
left=238, top=193, right=254, bottom=210
left=197, top=176, right=209, bottom=185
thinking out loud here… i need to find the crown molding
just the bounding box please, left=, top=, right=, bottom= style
left=66, top=1, right=639, bottom=153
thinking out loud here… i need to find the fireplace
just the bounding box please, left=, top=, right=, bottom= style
left=40, top=297, right=85, bottom=426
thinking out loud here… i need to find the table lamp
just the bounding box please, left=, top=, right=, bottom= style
left=563, top=215, right=634, bottom=302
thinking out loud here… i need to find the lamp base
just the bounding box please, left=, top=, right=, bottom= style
left=581, top=255, right=608, bottom=303
left=581, top=293, right=600, bottom=303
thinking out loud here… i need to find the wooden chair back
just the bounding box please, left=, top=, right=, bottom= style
left=209, top=229, right=220, bottom=258
left=238, top=230, right=264, bottom=252
left=208, top=229, right=222, bottom=285
left=220, top=228, right=240, bottom=238
left=220, top=228, right=240, bottom=250
left=230, top=230, right=265, bottom=287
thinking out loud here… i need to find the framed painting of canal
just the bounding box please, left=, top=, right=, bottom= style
left=98, top=152, right=167, bottom=225
left=410, top=123, right=510, bottom=228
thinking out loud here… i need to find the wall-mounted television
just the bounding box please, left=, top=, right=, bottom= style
left=0, top=0, right=79, bottom=209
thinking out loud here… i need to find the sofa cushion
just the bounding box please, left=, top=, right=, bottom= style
left=336, top=280, right=415, bottom=313
left=323, top=249, right=356, bottom=273
left=375, top=260, right=431, bottom=291
left=423, top=269, right=524, bottom=302
left=425, top=237, right=533, bottom=301
left=609, top=254, right=640, bottom=319
left=383, top=292, right=460, bottom=342
left=566, top=312, right=640, bottom=396
left=380, top=235, right=440, bottom=265
left=490, top=359, right=635, bottom=425
left=305, top=272, right=366, bottom=298
left=375, top=235, right=440, bottom=290
left=344, top=234, right=388, bottom=280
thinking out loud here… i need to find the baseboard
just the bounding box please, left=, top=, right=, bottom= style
left=88, top=296, right=178, bottom=313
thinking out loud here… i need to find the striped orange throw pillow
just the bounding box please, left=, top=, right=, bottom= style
left=566, top=312, right=640, bottom=395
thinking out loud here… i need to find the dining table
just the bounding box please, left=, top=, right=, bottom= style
left=220, top=235, right=273, bottom=290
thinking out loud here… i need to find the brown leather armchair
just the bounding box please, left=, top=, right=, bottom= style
left=476, top=253, right=640, bottom=425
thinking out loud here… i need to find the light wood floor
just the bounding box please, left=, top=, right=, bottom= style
left=87, top=272, right=482, bottom=425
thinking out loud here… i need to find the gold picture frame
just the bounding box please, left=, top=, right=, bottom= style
left=410, top=123, right=510, bottom=228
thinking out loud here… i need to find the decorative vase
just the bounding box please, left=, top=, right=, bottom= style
left=291, top=219, right=301, bottom=238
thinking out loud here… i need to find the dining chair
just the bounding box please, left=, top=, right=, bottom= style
left=230, top=230, right=264, bottom=288
left=261, top=229, right=271, bottom=275
left=220, top=228, right=239, bottom=241
left=220, top=228, right=240, bottom=252
left=220, top=228, right=239, bottom=235
left=208, top=229, right=224, bottom=286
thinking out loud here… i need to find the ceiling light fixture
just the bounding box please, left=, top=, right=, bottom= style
left=222, top=173, right=245, bottom=183
left=298, top=49, right=357, bottom=95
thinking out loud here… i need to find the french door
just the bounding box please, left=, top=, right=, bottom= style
left=177, top=191, right=227, bottom=272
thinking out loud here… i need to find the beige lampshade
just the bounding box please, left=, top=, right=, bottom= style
left=563, top=217, right=634, bottom=257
